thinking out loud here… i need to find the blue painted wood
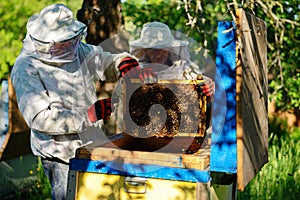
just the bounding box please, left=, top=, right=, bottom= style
left=211, top=21, right=237, bottom=173
left=70, top=158, right=211, bottom=183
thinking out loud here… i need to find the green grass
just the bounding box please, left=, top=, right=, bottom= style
left=28, top=158, right=52, bottom=200
left=238, top=126, right=300, bottom=200
left=8, top=158, right=52, bottom=200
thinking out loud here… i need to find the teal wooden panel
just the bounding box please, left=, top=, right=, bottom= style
left=70, top=158, right=210, bottom=183
left=211, top=21, right=237, bottom=173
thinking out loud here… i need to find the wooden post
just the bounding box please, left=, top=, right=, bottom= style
left=196, top=182, right=211, bottom=200
left=67, top=170, right=78, bottom=200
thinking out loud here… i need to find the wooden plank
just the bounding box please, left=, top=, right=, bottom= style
left=89, top=148, right=210, bottom=170
left=70, top=158, right=211, bottom=183
left=129, top=78, right=204, bottom=84
left=75, top=134, right=210, bottom=171
left=8, top=77, right=29, bottom=134
left=77, top=147, right=210, bottom=171
left=236, top=9, right=268, bottom=191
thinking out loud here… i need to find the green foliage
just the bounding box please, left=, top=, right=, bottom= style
left=268, top=116, right=291, bottom=144
left=251, top=1, right=300, bottom=113
left=175, top=0, right=231, bottom=56
left=0, top=157, right=51, bottom=200
left=270, top=71, right=300, bottom=110
left=123, top=0, right=186, bottom=34
left=0, top=0, right=82, bottom=80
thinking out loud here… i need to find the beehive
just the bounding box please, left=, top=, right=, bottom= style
left=68, top=9, right=268, bottom=199
left=123, top=79, right=211, bottom=139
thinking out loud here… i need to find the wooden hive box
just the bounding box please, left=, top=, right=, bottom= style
left=70, top=78, right=213, bottom=199
left=75, top=132, right=210, bottom=171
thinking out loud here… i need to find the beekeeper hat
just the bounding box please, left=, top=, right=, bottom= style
left=27, top=4, right=86, bottom=43
left=129, top=22, right=189, bottom=49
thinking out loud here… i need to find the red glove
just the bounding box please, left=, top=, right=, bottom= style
left=118, top=57, right=155, bottom=82
left=198, top=76, right=215, bottom=97
left=87, top=98, right=112, bottom=123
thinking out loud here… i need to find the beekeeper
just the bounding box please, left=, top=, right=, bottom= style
left=114, top=22, right=215, bottom=132
left=10, top=4, right=153, bottom=200
left=129, top=21, right=215, bottom=95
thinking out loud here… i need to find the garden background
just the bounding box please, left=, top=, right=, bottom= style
left=0, top=0, right=299, bottom=199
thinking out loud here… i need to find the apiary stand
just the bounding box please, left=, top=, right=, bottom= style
left=67, top=9, right=268, bottom=200
left=67, top=133, right=211, bottom=199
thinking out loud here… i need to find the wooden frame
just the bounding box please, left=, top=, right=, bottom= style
left=122, top=78, right=209, bottom=138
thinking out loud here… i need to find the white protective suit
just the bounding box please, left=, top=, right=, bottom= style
left=11, top=34, right=130, bottom=163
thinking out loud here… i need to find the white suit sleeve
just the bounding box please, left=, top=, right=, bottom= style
left=84, top=45, right=132, bottom=81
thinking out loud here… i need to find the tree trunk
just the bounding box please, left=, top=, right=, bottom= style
left=77, top=0, right=124, bottom=44
left=77, top=0, right=129, bottom=135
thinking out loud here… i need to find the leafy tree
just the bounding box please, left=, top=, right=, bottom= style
left=253, top=0, right=300, bottom=125
left=0, top=0, right=82, bottom=80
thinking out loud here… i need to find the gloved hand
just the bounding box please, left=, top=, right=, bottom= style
left=118, top=57, right=156, bottom=82
left=198, top=76, right=215, bottom=97
left=87, top=98, right=112, bottom=123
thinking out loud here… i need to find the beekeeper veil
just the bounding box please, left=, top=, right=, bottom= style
left=23, top=4, right=87, bottom=63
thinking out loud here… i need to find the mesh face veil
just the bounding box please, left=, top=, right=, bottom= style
left=30, top=33, right=84, bottom=63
